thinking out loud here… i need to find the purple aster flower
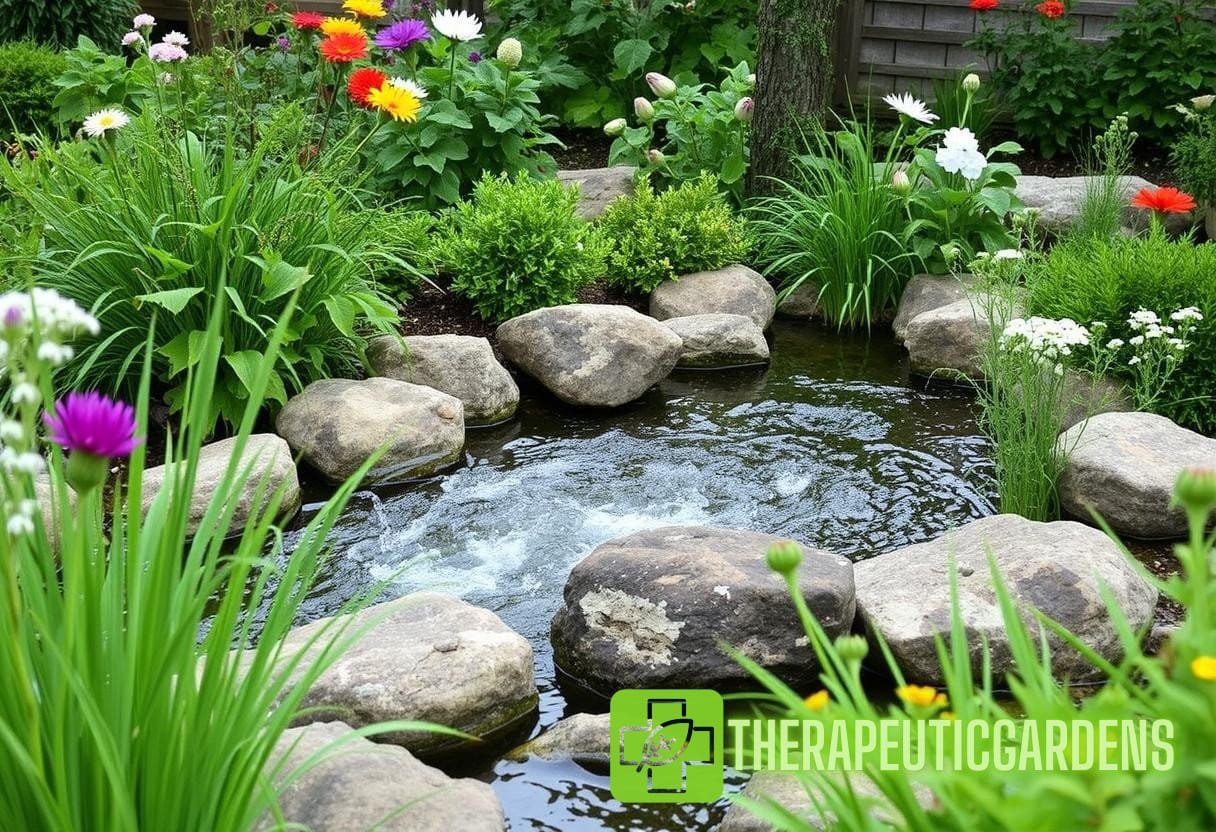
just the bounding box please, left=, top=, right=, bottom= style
left=43, top=391, right=140, bottom=459
left=468, top=50, right=482, bottom=63
left=374, top=18, right=430, bottom=52
left=277, top=35, right=291, bottom=50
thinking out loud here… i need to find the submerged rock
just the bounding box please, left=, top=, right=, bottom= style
left=557, top=166, right=636, bottom=219
left=650, top=265, right=777, bottom=330
left=497, top=304, right=682, bottom=407
left=506, top=712, right=611, bottom=765
left=854, top=514, right=1157, bottom=685
left=278, top=593, right=538, bottom=756
left=662, top=313, right=770, bottom=368
left=140, top=434, right=300, bottom=535
left=275, top=378, right=464, bottom=485
left=892, top=273, right=975, bottom=344
left=368, top=334, right=519, bottom=425
left=1058, top=411, right=1216, bottom=538
left=551, top=526, right=855, bottom=693
left=265, top=721, right=505, bottom=832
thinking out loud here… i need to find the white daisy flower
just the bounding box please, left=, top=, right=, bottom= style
left=883, top=92, right=938, bottom=124
left=432, top=9, right=482, bottom=42
left=935, top=127, right=987, bottom=180
left=388, top=77, right=428, bottom=99
left=82, top=108, right=130, bottom=138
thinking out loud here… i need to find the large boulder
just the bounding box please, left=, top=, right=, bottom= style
left=662, top=313, right=770, bottom=368
left=264, top=721, right=505, bottom=832
left=854, top=514, right=1157, bottom=685
left=650, top=265, right=777, bottom=330
left=275, top=378, right=464, bottom=485
left=557, top=166, right=635, bottom=219
left=551, top=526, right=855, bottom=693
left=903, top=294, right=1013, bottom=380
left=141, top=434, right=300, bottom=535
left=892, top=273, right=976, bottom=344
left=278, top=593, right=538, bottom=756
left=1058, top=411, right=1216, bottom=538
left=496, top=304, right=682, bottom=407
left=1016, top=175, right=1191, bottom=236
left=368, top=334, right=519, bottom=426
left=776, top=281, right=822, bottom=319
left=506, top=712, right=611, bottom=765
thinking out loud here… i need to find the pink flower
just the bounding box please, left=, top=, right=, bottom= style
left=122, top=31, right=141, bottom=47
left=43, top=392, right=140, bottom=460
left=149, top=42, right=189, bottom=62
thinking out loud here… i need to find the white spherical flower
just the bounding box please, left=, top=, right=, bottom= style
left=11, top=382, right=39, bottom=405
left=883, top=92, right=938, bottom=124
left=389, top=77, right=428, bottom=99
left=7, top=514, right=34, bottom=537
left=149, top=42, right=189, bottom=62
left=496, top=37, right=522, bottom=67
left=36, top=341, right=74, bottom=367
left=13, top=452, right=45, bottom=476
left=962, top=73, right=981, bottom=93
left=935, top=127, right=986, bottom=180
left=83, top=108, right=130, bottom=138
left=162, top=30, right=189, bottom=46
left=122, top=31, right=142, bottom=47
left=133, top=13, right=155, bottom=28
left=432, top=9, right=483, bottom=42
left=0, top=421, right=22, bottom=442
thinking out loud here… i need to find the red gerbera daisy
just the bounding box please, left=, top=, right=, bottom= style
left=347, top=66, right=388, bottom=108
left=292, top=11, right=325, bottom=30
left=1131, top=186, right=1196, bottom=214
left=970, top=0, right=999, bottom=10
left=319, top=31, right=368, bottom=63
left=1035, top=0, right=1066, bottom=18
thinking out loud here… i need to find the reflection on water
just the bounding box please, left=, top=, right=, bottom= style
left=284, top=320, right=994, bottom=830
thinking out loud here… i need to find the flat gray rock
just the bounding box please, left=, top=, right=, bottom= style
left=557, top=167, right=635, bottom=219
left=662, top=313, right=770, bottom=368
left=506, top=712, right=611, bottom=765
left=368, top=334, right=518, bottom=425
left=1016, top=175, right=1191, bottom=235
left=1058, top=411, right=1216, bottom=538
left=497, top=304, right=682, bottom=407
left=650, top=265, right=777, bottom=330
left=903, top=294, right=1011, bottom=381
left=551, top=526, right=855, bottom=693
left=279, top=593, right=538, bottom=756
left=776, top=281, right=822, bottom=319
left=892, top=273, right=975, bottom=344
left=264, top=721, right=505, bottom=831
left=854, top=514, right=1157, bottom=685
left=275, top=378, right=464, bottom=485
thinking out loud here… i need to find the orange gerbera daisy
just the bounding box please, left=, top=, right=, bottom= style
left=320, top=31, right=368, bottom=63
left=1131, top=186, right=1196, bottom=214
left=347, top=66, right=388, bottom=108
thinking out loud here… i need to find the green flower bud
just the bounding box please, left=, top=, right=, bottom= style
left=603, top=118, right=627, bottom=137
left=65, top=451, right=109, bottom=493
left=634, top=97, right=655, bottom=122
left=835, top=634, right=870, bottom=662
left=766, top=540, right=803, bottom=576
left=496, top=37, right=522, bottom=68
left=962, top=73, right=981, bottom=92
left=1175, top=467, right=1216, bottom=513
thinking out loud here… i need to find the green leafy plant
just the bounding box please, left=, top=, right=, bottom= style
left=930, top=71, right=996, bottom=145
left=51, top=35, right=150, bottom=125
left=1077, top=113, right=1139, bottom=241
left=1170, top=97, right=1216, bottom=208
left=597, top=173, right=750, bottom=294
left=0, top=0, right=134, bottom=49
left=434, top=172, right=609, bottom=321
left=0, top=42, right=67, bottom=140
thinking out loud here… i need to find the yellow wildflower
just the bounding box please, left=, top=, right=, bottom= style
left=1191, top=656, right=1216, bottom=681
left=896, top=684, right=947, bottom=708
left=367, top=83, right=421, bottom=123
left=803, top=690, right=830, bottom=711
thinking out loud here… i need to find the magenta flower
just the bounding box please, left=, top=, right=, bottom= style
left=43, top=391, right=140, bottom=459
left=374, top=18, right=430, bottom=51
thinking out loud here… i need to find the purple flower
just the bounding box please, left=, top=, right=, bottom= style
left=468, top=50, right=482, bottom=63
left=277, top=35, right=291, bottom=50
left=43, top=391, right=140, bottom=459
left=374, top=18, right=430, bottom=51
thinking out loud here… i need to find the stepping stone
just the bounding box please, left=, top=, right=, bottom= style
left=892, top=273, right=975, bottom=344
left=854, top=514, right=1157, bottom=685
left=551, top=526, right=855, bottom=693
left=557, top=166, right=636, bottom=219
left=662, top=313, right=770, bottom=368
left=141, top=434, right=300, bottom=535
left=368, top=334, right=519, bottom=426
left=1016, top=175, right=1192, bottom=236
left=497, top=304, right=682, bottom=407
left=650, top=265, right=777, bottom=330
left=506, top=712, right=610, bottom=765
left=279, top=593, right=538, bottom=756
left=264, top=721, right=505, bottom=832
left=275, top=378, right=464, bottom=485
left=776, top=281, right=822, bottom=319
left=1058, top=411, right=1216, bottom=538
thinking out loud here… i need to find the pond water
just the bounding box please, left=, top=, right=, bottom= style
left=286, top=319, right=995, bottom=830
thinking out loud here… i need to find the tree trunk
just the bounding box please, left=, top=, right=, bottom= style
left=746, top=0, right=844, bottom=196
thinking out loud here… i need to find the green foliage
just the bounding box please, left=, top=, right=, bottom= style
left=51, top=35, right=149, bottom=124
left=931, top=72, right=995, bottom=144
left=0, top=42, right=67, bottom=139
left=0, top=0, right=133, bottom=49
left=597, top=174, right=750, bottom=294
left=488, top=0, right=756, bottom=127
left=435, top=173, right=609, bottom=321
left=1170, top=101, right=1216, bottom=207
left=357, top=207, right=438, bottom=300
left=1077, top=113, right=1139, bottom=241
left=1027, top=228, right=1216, bottom=434
left=607, top=61, right=753, bottom=202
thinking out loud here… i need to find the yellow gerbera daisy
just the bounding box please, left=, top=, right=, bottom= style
left=367, top=83, right=421, bottom=123
left=320, top=17, right=365, bottom=37
left=342, top=0, right=385, bottom=19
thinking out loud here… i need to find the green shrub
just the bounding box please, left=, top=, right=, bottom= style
left=1171, top=101, right=1216, bottom=208
left=1027, top=228, right=1216, bottom=434
left=598, top=174, right=750, bottom=295
left=355, top=207, right=436, bottom=301
left=0, top=0, right=134, bottom=50
left=0, top=41, right=65, bottom=139
left=435, top=173, right=609, bottom=322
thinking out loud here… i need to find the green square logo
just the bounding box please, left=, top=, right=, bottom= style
left=610, top=689, right=724, bottom=803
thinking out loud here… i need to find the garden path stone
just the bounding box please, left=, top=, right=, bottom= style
left=557, top=166, right=636, bottom=219
left=550, top=526, right=855, bottom=693
left=278, top=593, right=538, bottom=756
left=275, top=378, right=464, bottom=485
left=649, top=265, right=778, bottom=330
left=776, top=281, right=822, bottom=318
left=368, top=334, right=519, bottom=425
left=892, top=273, right=976, bottom=344
left=506, top=713, right=611, bottom=765
left=662, top=313, right=770, bottom=368
left=264, top=721, right=505, bottom=832
left=1058, top=411, right=1216, bottom=538
left=140, top=434, right=300, bottom=535
left=854, top=514, right=1157, bottom=685
left=496, top=303, right=682, bottom=407
left=1015, top=175, right=1191, bottom=235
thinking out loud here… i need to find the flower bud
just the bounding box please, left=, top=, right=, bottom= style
left=891, top=169, right=911, bottom=194
left=734, top=96, right=754, bottom=123
left=766, top=540, right=802, bottom=576
left=646, top=148, right=665, bottom=165
left=496, top=37, right=522, bottom=68
left=1191, top=94, right=1215, bottom=111
left=962, top=73, right=981, bottom=93
left=835, top=634, right=870, bottom=662
left=66, top=451, right=110, bottom=493
left=634, top=96, right=655, bottom=122
left=603, top=118, right=627, bottom=137
left=645, top=71, right=677, bottom=99
left=1174, top=467, right=1216, bottom=513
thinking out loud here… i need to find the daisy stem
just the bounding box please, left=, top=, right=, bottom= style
left=448, top=41, right=458, bottom=101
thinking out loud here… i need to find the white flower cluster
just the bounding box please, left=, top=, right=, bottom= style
left=1000, top=316, right=1091, bottom=374
left=935, top=127, right=987, bottom=181
left=1124, top=307, right=1193, bottom=354
left=5, top=497, right=39, bottom=537
left=0, top=289, right=99, bottom=368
